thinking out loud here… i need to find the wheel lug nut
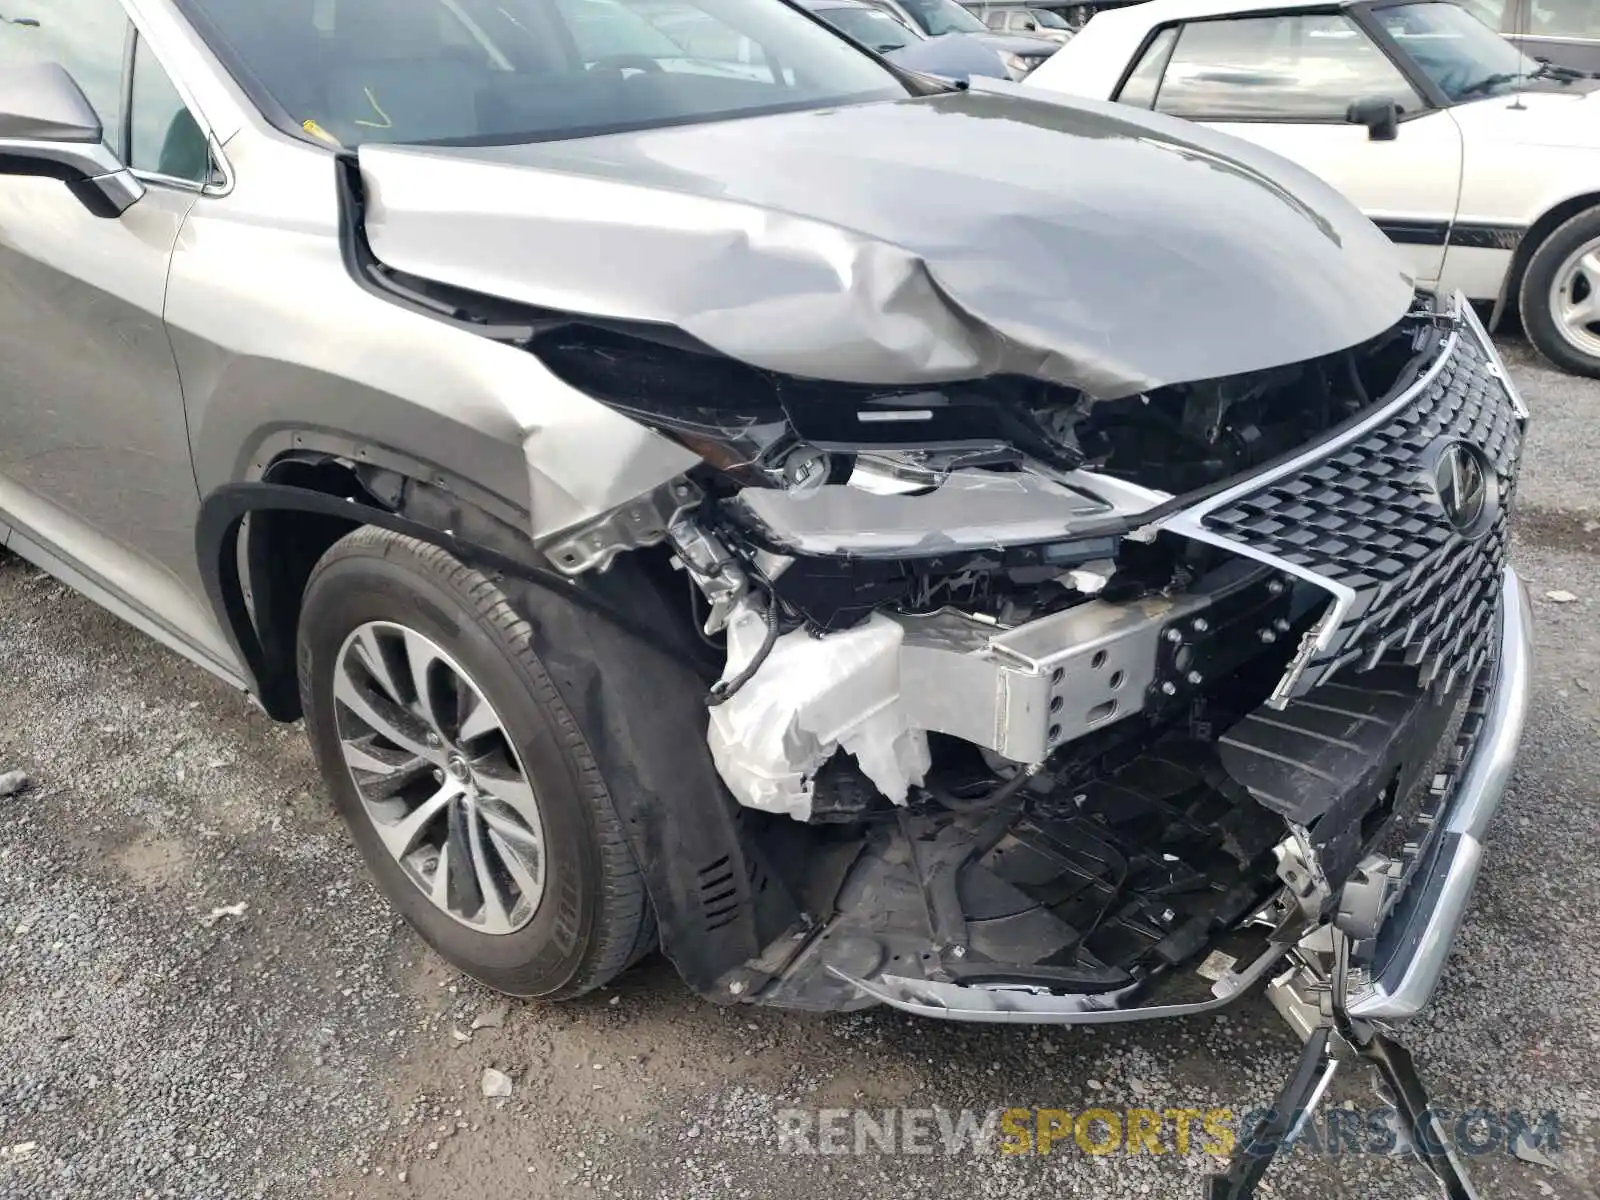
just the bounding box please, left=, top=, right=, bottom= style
left=433, top=768, right=445, bottom=783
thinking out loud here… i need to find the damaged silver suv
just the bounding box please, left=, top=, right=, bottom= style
left=0, top=0, right=1530, bottom=1184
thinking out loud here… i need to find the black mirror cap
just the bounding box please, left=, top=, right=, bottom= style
left=1346, top=95, right=1401, bottom=141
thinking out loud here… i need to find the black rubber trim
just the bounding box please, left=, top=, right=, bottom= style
left=1374, top=219, right=1525, bottom=251
left=196, top=481, right=711, bottom=720
left=1449, top=222, right=1527, bottom=251
left=1375, top=218, right=1450, bottom=247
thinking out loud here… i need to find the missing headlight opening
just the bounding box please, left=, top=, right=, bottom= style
left=528, top=291, right=1523, bottom=1078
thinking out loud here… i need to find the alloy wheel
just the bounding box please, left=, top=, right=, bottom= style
left=332, top=621, right=546, bottom=934
left=1551, top=235, right=1600, bottom=361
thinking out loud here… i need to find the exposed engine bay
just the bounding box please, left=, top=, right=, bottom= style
left=517, top=291, right=1529, bottom=1029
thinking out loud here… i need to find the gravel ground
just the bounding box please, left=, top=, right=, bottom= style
left=0, top=333, right=1596, bottom=1200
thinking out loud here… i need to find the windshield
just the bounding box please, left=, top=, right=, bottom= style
left=188, top=0, right=906, bottom=147
left=898, top=0, right=988, bottom=36
left=818, top=7, right=919, bottom=51
left=1029, top=8, right=1068, bottom=29
left=1375, top=1, right=1540, bottom=101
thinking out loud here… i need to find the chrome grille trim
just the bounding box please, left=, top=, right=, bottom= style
left=1158, top=292, right=1525, bottom=706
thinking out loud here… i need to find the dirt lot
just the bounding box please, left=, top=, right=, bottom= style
left=1, top=334, right=1597, bottom=1200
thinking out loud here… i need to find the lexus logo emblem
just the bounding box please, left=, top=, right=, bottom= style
left=1426, top=439, right=1496, bottom=537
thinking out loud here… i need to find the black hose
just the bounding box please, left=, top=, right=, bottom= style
left=705, top=597, right=779, bottom=707
left=926, top=762, right=1040, bottom=813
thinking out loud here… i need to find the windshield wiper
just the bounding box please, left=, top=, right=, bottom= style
left=1531, top=59, right=1590, bottom=82
left=1455, top=71, right=1522, bottom=99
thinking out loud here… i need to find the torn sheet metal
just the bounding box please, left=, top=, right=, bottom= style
left=359, top=89, right=1413, bottom=402
left=706, top=604, right=929, bottom=821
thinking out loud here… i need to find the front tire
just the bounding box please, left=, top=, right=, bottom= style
left=1519, top=206, right=1600, bottom=379
left=297, top=527, right=653, bottom=998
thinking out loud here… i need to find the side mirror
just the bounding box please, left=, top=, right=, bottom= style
left=0, top=62, right=144, bottom=217
left=1346, top=95, right=1400, bottom=142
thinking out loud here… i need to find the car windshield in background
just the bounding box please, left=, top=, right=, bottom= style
left=817, top=6, right=919, bottom=51
left=1029, top=8, right=1069, bottom=28
left=187, top=0, right=905, bottom=147
left=899, top=0, right=989, bottom=36
left=1376, top=1, right=1541, bottom=101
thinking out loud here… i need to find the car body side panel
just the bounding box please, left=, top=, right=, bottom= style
left=1436, top=244, right=1515, bottom=303
left=0, top=170, right=241, bottom=668
left=1200, top=111, right=1465, bottom=285
left=169, top=133, right=699, bottom=542
left=1445, top=95, right=1600, bottom=300
left=1449, top=96, right=1600, bottom=224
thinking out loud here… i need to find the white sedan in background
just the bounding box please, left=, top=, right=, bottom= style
left=1026, top=0, right=1600, bottom=377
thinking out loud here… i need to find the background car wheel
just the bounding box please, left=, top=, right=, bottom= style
left=1519, top=206, right=1600, bottom=379
left=297, top=527, right=654, bottom=998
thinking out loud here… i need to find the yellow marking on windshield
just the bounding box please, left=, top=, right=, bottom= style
left=302, top=118, right=342, bottom=146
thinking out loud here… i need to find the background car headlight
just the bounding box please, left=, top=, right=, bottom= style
left=1000, top=51, right=1045, bottom=79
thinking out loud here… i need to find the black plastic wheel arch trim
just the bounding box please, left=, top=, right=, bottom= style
left=199, top=481, right=787, bottom=1000
left=195, top=481, right=711, bottom=721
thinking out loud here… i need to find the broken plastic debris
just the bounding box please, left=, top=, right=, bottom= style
left=199, top=902, right=248, bottom=927
left=1545, top=590, right=1579, bottom=604
left=1513, top=1130, right=1560, bottom=1170
left=481, top=1067, right=513, bottom=1099
left=706, top=605, right=929, bottom=821
left=1195, top=950, right=1238, bottom=982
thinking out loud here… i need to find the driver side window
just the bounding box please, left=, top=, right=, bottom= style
left=1144, top=14, right=1425, bottom=121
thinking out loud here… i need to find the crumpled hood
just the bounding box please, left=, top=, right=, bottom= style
left=359, top=88, right=1413, bottom=398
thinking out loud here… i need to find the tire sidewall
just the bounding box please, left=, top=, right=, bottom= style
left=1521, top=209, right=1600, bottom=378
left=299, top=542, right=602, bottom=997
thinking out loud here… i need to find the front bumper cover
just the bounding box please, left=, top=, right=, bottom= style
left=1346, top=567, right=1532, bottom=1020
left=826, top=568, right=1531, bottom=1022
